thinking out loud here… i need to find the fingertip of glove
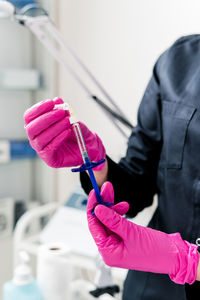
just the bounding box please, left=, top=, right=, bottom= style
left=120, top=201, right=130, bottom=211
left=101, top=181, right=113, bottom=192
left=87, top=190, right=98, bottom=211
left=94, top=204, right=110, bottom=219
left=55, top=108, right=70, bottom=121
left=88, top=189, right=96, bottom=198
left=94, top=204, right=103, bottom=216
left=53, top=97, right=64, bottom=104
left=100, top=181, right=114, bottom=203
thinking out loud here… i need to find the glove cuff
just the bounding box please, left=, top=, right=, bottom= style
left=169, top=235, right=199, bottom=285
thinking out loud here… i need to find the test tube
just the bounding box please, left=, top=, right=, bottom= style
left=72, top=122, right=90, bottom=163
left=55, top=103, right=89, bottom=162
left=55, top=102, right=105, bottom=205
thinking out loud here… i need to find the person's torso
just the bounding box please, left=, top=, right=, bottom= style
left=151, top=34, right=200, bottom=244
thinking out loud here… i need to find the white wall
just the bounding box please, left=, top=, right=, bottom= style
left=56, top=0, right=200, bottom=205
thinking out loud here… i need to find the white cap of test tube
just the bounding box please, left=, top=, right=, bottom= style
left=54, top=103, right=69, bottom=110
left=54, top=102, right=78, bottom=124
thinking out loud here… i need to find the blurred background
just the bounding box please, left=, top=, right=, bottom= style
left=0, top=0, right=200, bottom=299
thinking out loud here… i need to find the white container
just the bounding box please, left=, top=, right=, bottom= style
left=37, top=243, right=73, bottom=300
left=3, top=252, right=42, bottom=300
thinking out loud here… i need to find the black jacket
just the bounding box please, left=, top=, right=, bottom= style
left=80, top=35, right=200, bottom=300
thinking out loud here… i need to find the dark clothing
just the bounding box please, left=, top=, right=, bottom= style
left=80, top=35, right=200, bottom=299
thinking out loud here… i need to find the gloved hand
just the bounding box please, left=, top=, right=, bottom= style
left=24, top=97, right=106, bottom=169
left=87, top=182, right=200, bottom=285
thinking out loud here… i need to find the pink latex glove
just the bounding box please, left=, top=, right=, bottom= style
left=24, top=98, right=105, bottom=169
left=87, top=182, right=200, bottom=285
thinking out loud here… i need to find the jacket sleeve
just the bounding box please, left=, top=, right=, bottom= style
left=80, top=60, right=162, bottom=218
